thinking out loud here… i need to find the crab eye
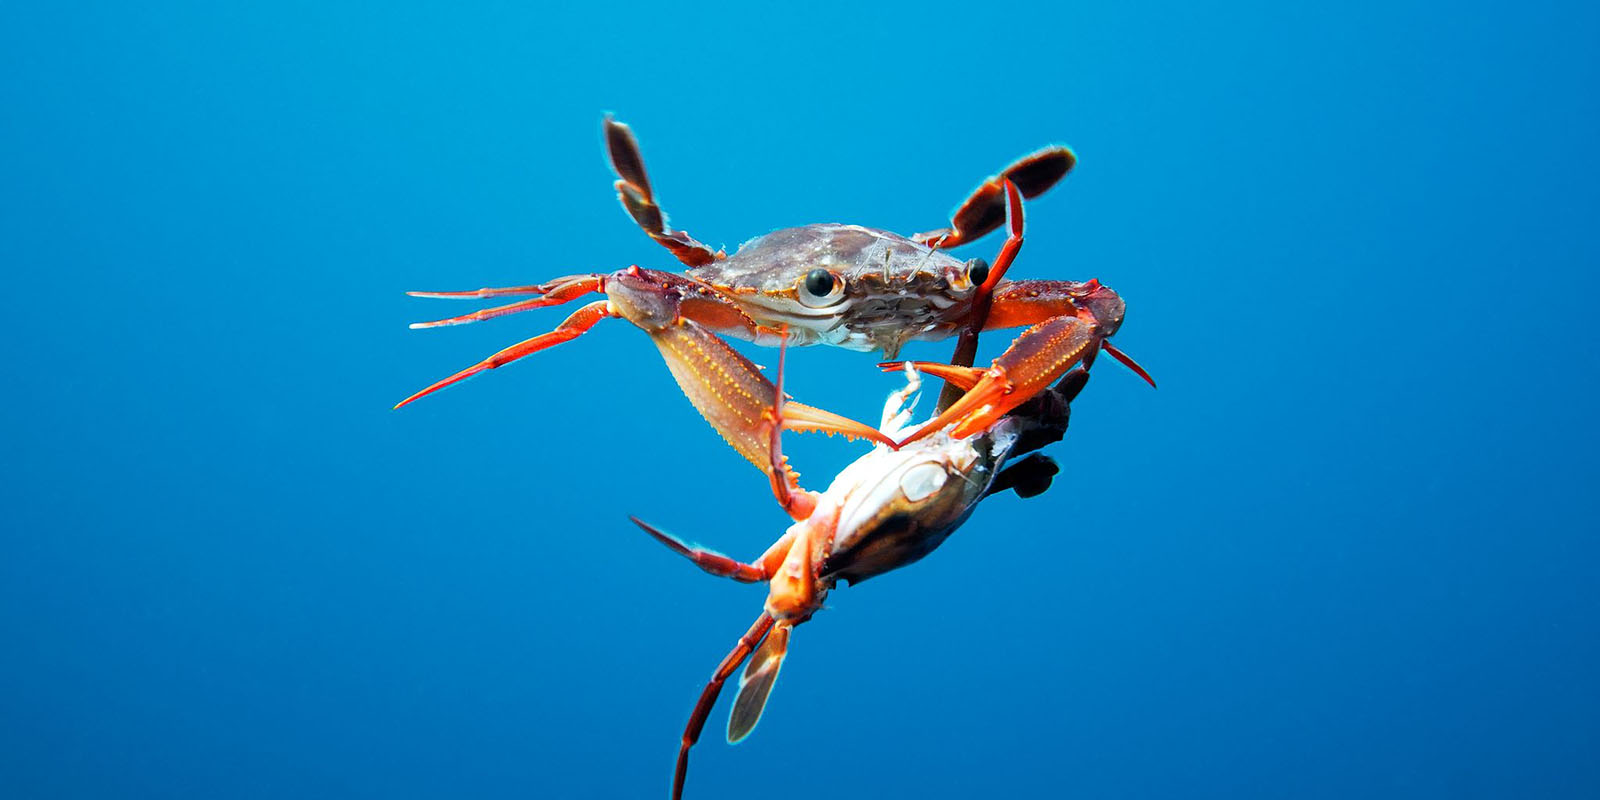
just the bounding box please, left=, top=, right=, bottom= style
left=798, top=268, right=843, bottom=307
left=965, top=257, right=991, bottom=288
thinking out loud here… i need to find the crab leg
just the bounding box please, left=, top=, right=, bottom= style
left=938, top=178, right=1024, bottom=410
left=762, top=333, right=823, bottom=520
left=393, top=300, right=611, bottom=409
left=406, top=276, right=604, bottom=328
left=405, top=285, right=547, bottom=299
left=673, top=613, right=776, bottom=800
left=629, top=516, right=796, bottom=584
left=604, top=116, right=723, bottom=268
left=399, top=267, right=893, bottom=484
left=914, top=145, right=1076, bottom=248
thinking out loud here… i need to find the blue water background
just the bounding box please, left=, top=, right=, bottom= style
left=3, top=2, right=1597, bottom=797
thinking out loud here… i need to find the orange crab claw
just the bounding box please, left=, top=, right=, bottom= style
left=879, top=360, right=984, bottom=391
left=887, top=315, right=1099, bottom=445
left=648, top=316, right=894, bottom=481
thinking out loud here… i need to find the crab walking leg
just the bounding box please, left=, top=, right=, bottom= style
left=914, top=145, right=1076, bottom=248
left=674, top=613, right=777, bottom=800
left=393, top=301, right=611, bottom=409
left=604, top=116, right=722, bottom=268
left=938, top=179, right=1025, bottom=411
left=398, top=268, right=891, bottom=481
left=763, top=332, right=822, bottom=520
left=405, top=285, right=547, bottom=299
left=628, top=516, right=796, bottom=584
left=407, top=275, right=605, bottom=328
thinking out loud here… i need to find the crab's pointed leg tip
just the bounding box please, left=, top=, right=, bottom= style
left=392, top=380, right=455, bottom=410
left=393, top=383, right=444, bottom=410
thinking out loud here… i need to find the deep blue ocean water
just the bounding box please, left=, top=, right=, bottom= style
left=3, top=2, right=1597, bottom=797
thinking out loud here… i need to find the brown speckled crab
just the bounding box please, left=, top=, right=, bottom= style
left=396, top=117, right=1151, bottom=464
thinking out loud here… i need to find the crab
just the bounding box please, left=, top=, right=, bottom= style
left=395, top=116, right=1151, bottom=462
left=631, top=342, right=1091, bottom=800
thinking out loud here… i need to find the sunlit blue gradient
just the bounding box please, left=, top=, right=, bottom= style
left=3, top=2, right=1597, bottom=797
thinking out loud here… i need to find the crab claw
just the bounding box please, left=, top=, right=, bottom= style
left=883, top=315, right=1099, bottom=445
left=648, top=316, right=895, bottom=481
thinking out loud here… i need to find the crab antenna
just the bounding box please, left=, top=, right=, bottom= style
left=1101, top=341, right=1156, bottom=388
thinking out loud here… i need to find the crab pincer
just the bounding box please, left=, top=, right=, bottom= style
left=884, top=280, right=1155, bottom=446
left=399, top=117, right=1152, bottom=452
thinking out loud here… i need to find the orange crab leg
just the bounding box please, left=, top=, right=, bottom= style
left=670, top=612, right=776, bottom=800
left=605, top=116, right=723, bottom=268
left=629, top=516, right=795, bottom=584
left=406, top=276, right=604, bottom=328
left=406, top=285, right=547, bottom=299
left=400, top=268, right=892, bottom=485
left=630, top=516, right=770, bottom=582
left=393, top=300, right=611, bottom=409
left=764, top=332, right=820, bottom=520
left=939, top=178, right=1024, bottom=410
left=914, top=145, right=1076, bottom=248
